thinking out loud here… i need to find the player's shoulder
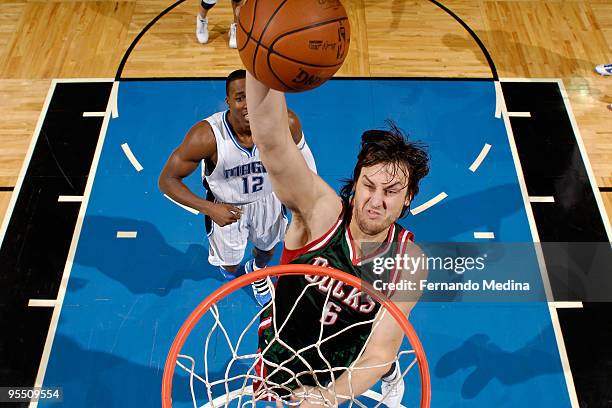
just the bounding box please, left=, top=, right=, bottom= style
left=203, top=110, right=226, bottom=128
left=179, top=119, right=217, bottom=161
left=287, top=109, right=303, bottom=144
left=188, top=119, right=215, bottom=143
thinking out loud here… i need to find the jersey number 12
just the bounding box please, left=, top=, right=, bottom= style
left=242, top=176, right=263, bottom=194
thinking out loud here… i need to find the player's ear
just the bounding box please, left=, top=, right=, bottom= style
left=225, top=96, right=230, bottom=106
left=404, top=192, right=412, bottom=207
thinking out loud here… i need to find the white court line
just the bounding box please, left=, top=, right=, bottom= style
left=28, top=299, right=57, bottom=308
left=31, top=81, right=117, bottom=405
left=469, top=143, right=492, bottom=172
left=530, top=196, right=555, bottom=203
left=82, top=112, right=105, bottom=117
left=57, top=195, right=83, bottom=202
left=164, top=194, right=199, bottom=215
left=117, top=231, right=137, bottom=238
left=474, top=232, right=495, bottom=239
left=499, top=77, right=564, bottom=83
left=494, top=80, right=502, bottom=118
left=508, top=112, right=532, bottom=117
left=555, top=79, right=612, bottom=240
left=54, top=78, right=114, bottom=83
left=110, top=81, right=119, bottom=118
left=0, top=82, right=57, bottom=247
left=551, top=302, right=583, bottom=309
left=121, top=142, right=144, bottom=172
left=410, top=192, right=447, bottom=215
left=499, top=78, right=580, bottom=408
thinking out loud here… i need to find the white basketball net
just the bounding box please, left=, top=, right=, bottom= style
left=174, top=276, right=419, bottom=408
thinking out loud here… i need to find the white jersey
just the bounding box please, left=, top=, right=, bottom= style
left=202, top=111, right=273, bottom=205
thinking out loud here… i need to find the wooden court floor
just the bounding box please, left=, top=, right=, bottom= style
left=0, top=0, right=611, bottom=406
left=0, top=0, right=611, bottom=223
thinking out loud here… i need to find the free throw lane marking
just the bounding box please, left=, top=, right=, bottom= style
left=28, top=299, right=57, bottom=307
left=410, top=192, right=448, bottom=215
left=110, top=81, right=119, bottom=119
left=530, top=196, right=555, bottom=203
left=121, top=143, right=144, bottom=172
left=58, top=195, right=83, bottom=202
left=551, top=302, right=583, bottom=309
left=494, top=81, right=502, bottom=118
left=163, top=194, right=199, bottom=215
left=469, top=143, right=492, bottom=172
left=83, top=112, right=105, bottom=117
left=508, top=112, right=532, bottom=117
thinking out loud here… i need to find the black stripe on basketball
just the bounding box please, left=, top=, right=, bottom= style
left=246, top=34, right=348, bottom=69
left=266, top=54, right=345, bottom=92
left=264, top=17, right=349, bottom=91
left=268, top=17, right=349, bottom=67
left=237, top=0, right=259, bottom=53
left=266, top=55, right=295, bottom=92
left=252, top=0, right=288, bottom=80
left=245, top=16, right=349, bottom=69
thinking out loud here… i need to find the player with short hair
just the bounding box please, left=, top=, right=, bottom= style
left=246, top=73, right=430, bottom=407
left=196, top=0, right=242, bottom=48
left=159, top=69, right=317, bottom=306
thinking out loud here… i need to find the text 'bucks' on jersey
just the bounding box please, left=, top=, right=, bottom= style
left=255, top=205, right=414, bottom=391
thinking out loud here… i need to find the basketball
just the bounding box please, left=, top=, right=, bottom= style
left=236, top=0, right=350, bottom=92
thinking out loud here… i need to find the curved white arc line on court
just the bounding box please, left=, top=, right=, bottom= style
left=121, top=143, right=143, bottom=172
left=469, top=143, right=492, bottom=172
left=410, top=192, right=448, bottom=216
left=494, top=81, right=502, bottom=118
left=164, top=193, right=200, bottom=215
left=111, top=81, right=119, bottom=118
left=198, top=386, right=405, bottom=408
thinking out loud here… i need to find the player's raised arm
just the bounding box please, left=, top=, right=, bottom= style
left=288, top=110, right=317, bottom=173
left=246, top=72, right=340, bottom=229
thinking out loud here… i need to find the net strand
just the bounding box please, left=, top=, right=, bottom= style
left=175, top=274, right=421, bottom=407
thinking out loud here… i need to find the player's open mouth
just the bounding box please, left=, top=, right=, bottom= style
left=367, top=209, right=382, bottom=219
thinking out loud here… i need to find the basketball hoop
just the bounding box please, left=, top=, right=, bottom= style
left=163, top=264, right=430, bottom=408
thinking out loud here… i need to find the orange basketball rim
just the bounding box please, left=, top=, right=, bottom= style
left=162, top=264, right=431, bottom=408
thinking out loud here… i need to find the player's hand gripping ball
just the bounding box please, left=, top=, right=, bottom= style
left=237, top=0, right=350, bottom=92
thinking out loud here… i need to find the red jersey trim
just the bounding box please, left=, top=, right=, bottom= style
left=346, top=223, right=397, bottom=266
left=280, top=208, right=345, bottom=264
left=386, top=228, right=414, bottom=297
